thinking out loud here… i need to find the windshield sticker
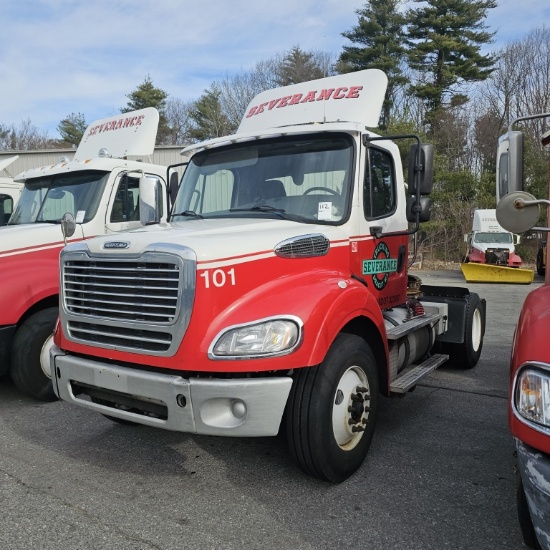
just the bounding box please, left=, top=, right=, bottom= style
left=318, top=201, right=332, bottom=220
left=75, top=211, right=85, bottom=223
left=362, top=242, right=397, bottom=290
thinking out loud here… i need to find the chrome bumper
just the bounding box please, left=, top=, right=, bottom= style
left=51, top=345, right=292, bottom=437
left=517, top=439, right=550, bottom=550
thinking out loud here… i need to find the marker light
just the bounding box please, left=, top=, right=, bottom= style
left=212, top=319, right=299, bottom=357
left=516, top=368, right=550, bottom=428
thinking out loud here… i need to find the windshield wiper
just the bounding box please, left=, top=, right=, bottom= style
left=172, top=210, right=204, bottom=219
left=229, top=205, right=303, bottom=221
left=35, top=219, right=60, bottom=224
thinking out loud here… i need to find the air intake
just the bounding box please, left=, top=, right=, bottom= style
left=274, top=234, right=330, bottom=258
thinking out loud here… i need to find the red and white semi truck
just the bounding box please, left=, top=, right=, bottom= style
left=496, top=114, right=550, bottom=549
left=49, top=70, right=486, bottom=482
left=0, top=108, right=173, bottom=400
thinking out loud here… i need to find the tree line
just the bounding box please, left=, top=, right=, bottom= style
left=2, top=1, right=549, bottom=263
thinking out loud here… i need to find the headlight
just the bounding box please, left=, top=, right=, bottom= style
left=516, top=368, right=550, bottom=428
left=212, top=318, right=300, bottom=357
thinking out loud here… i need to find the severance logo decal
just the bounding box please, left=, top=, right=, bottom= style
left=362, top=242, right=397, bottom=290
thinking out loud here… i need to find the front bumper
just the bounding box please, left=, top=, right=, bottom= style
left=517, top=439, right=550, bottom=549
left=51, top=345, right=292, bottom=437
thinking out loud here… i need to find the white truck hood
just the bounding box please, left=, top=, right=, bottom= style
left=0, top=223, right=82, bottom=255
left=80, top=218, right=348, bottom=263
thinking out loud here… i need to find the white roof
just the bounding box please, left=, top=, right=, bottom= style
left=75, top=107, right=159, bottom=160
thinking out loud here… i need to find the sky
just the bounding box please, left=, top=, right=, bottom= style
left=1, top=0, right=548, bottom=139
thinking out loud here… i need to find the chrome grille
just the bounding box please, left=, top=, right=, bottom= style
left=64, top=260, right=180, bottom=323
left=60, top=245, right=196, bottom=356
left=275, top=234, right=330, bottom=258
left=67, top=320, right=172, bottom=352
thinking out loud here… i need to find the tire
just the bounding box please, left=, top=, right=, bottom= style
left=440, top=293, right=484, bottom=370
left=517, top=475, right=541, bottom=549
left=536, top=249, right=545, bottom=277
left=10, top=307, right=58, bottom=400
left=286, top=333, right=379, bottom=482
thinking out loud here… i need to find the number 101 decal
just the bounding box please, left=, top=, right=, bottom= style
left=199, top=267, right=236, bottom=288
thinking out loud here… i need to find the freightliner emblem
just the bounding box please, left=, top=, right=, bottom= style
left=103, top=241, right=130, bottom=249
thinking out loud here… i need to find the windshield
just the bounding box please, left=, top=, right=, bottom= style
left=172, top=133, right=353, bottom=224
left=9, top=170, right=110, bottom=225
left=474, top=232, right=513, bottom=244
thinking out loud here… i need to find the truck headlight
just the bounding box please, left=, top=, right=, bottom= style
left=516, top=368, right=550, bottom=428
left=211, top=318, right=300, bottom=358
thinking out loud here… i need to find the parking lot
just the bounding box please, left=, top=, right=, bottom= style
left=0, top=269, right=539, bottom=549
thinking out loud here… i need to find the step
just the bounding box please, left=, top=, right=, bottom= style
left=386, top=312, right=444, bottom=340
left=389, top=354, right=449, bottom=394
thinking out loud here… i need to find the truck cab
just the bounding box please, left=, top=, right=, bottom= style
left=0, top=108, right=171, bottom=400
left=0, top=156, right=23, bottom=225
left=50, top=70, right=486, bottom=482
left=464, top=209, right=522, bottom=267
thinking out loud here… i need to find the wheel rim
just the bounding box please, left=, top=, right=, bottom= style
left=40, top=334, right=54, bottom=379
left=471, top=307, right=483, bottom=352
left=332, top=366, right=370, bottom=450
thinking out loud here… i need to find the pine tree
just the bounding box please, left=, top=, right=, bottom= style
left=188, top=85, right=233, bottom=141
left=121, top=76, right=170, bottom=144
left=338, top=0, right=407, bottom=128
left=275, top=46, right=324, bottom=86
left=57, top=113, right=87, bottom=146
left=407, top=0, right=497, bottom=120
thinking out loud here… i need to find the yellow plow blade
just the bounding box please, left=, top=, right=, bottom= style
left=461, top=263, right=534, bottom=284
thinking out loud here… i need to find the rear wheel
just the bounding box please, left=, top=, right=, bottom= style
left=440, top=293, right=484, bottom=369
left=11, top=308, right=57, bottom=400
left=286, top=334, right=379, bottom=482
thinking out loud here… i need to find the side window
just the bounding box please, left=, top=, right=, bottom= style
left=110, top=175, right=164, bottom=222
left=0, top=194, right=13, bottom=225
left=364, top=148, right=396, bottom=220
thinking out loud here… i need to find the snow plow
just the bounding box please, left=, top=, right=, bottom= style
left=461, top=209, right=534, bottom=283
left=461, top=262, right=534, bottom=284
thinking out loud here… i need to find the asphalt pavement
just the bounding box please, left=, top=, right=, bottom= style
left=0, top=268, right=540, bottom=549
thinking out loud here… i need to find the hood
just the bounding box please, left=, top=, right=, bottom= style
left=0, top=223, right=82, bottom=255
left=80, top=218, right=348, bottom=262
left=472, top=242, right=515, bottom=254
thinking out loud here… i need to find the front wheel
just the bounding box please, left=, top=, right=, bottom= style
left=440, top=293, right=484, bottom=369
left=286, top=334, right=379, bottom=482
left=10, top=308, right=58, bottom=400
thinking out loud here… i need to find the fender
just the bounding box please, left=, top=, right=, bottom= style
left=57, top=267, right=388, bottom=375
left=0, top=247, right=63, bottom=326
left=509, top=285, right=550, bottom=454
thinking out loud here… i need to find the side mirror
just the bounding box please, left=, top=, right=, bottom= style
left=406, top=196, right=431, bottom=223
left=139, top=176, right=161, bottom=225
left=60, top=212, right=76, bottom=244
left=514, top=234, right=521, bottom=245
left=408, top=144, right=434, bottom=195
left=463, top=233, right=469, bottom=243
left=496, top=191, right=540, bottom=233
left=496, top=131, right=523, bottom=202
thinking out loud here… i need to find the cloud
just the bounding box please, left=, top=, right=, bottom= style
left=0, top=0, right=545, bottom=138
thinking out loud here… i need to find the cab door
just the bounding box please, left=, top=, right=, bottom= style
left=105, top=172, right=166, bottom=233
left=352, top=143, right=408, bottom=309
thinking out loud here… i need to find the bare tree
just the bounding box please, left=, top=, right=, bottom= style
left=0, top=119, right=53, bottom=150
left=163, top=98, right=194, bottom=145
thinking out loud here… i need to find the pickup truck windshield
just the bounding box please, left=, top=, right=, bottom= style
left=474, top=232, right=513, bottom=244
left=9, top=170, right=110, bottom=225
left=172, top=133, right=353, bottom=224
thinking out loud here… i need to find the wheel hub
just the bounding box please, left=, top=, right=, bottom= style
left=332, top=367, right=370, bottom=450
